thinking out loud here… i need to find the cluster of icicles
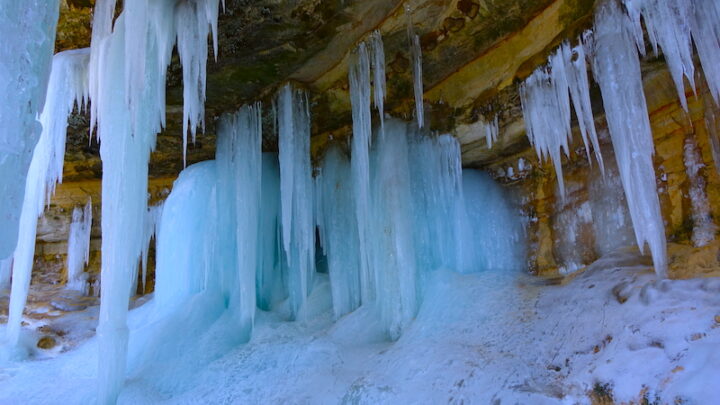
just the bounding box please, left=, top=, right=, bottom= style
left=519, top=0, right=720, bottom=279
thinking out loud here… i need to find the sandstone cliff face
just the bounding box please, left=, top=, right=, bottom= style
left=32, top=0, right=720, bottom=293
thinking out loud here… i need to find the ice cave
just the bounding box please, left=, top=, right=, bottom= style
left=1, top=0, right=720, bottom=403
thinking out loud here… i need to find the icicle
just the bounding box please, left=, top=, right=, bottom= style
left=277, top=85, right=315, bottom=320
left=625, top=0, right=696, bottom=111
left=5, top=49, right=90, bottom=351
left=520, top=65, right=572, bottom=198
left=409, top=26, right=425, bottom=128
left=0, top=1, right=60, bottom=259
left=591, top=0, right=668, bottom=278
left=483, top=116, right=499, bottom=149
left=139, top=203, right=163, bottom=294
left=565, top=39, right=605, bottom=174
left=683, top=136, right=717, bottom=247
left=66, top=199, right=93, bottom=294
left=348, top=42, right=375, bottom=304
left=317, top=147, right=362, bottom=319
left=369, top=30, right=387, bottom=131
left=691, top=0, right=720, bottom=105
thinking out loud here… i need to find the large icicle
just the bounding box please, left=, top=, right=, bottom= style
left=317, top=147, right=362, bottom=319
left=591, top=0, right=667, bottom=278
left=4, top=49, right=90, bottom=353
left=216, top=104, right=263, bottom=339
left=625, top=0, right=696, bottom=111
left=66, top=199, right=93, bottom=294
left=0, top=1, right=60, bottom=259
left=691, top=0, right=720, bottom=105
left=277, top=85, right=315, bottom=320
left=348, top=42, right=375, bottom=304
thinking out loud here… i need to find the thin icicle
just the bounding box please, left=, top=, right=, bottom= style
left=139, top=203, right=163, bottom=294
left=66, top=199, right=93, bottom=294
left=369, top=30, right=387, bottom=131
left=407, top=12, right=424, bottom=128
left=591, top=0, right=668, bottom=278
left=483, top=116, right=499, bottom=149
left=691, top=0, right=720, bottom=105
left=0, top=258, right=11, bottom=290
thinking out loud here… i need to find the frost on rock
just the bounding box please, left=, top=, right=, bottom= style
left=5, top=49, right=90, bottom=352
left=0, top=1, right=60, bottom=259
left=277, top=85, right=315, bottom=320
left=683, top=136, right=718, bottom=247
left=66, top=199, right=93, bottom=294
left=591, top=0, right=667, bottom=278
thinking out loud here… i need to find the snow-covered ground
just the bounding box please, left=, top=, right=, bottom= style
left=1, top=250, right=719, bottom=404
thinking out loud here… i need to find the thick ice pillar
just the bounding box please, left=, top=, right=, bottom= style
left=0, top=1, right=60, bottom=259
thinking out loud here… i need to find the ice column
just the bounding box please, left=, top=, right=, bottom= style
left=591, top=1, right=668, bottom=278
left=216, top=104, right=262, bottom=338
left=372, top=119, right=418, bottom=340
left=66, top=199, right=93, bottom=294
left=5, top=49, right=90, bottom=349
left=277, top=85, right=315, bottom=320
left=0, top=1, right=60, bottom=259
left=683, top=136, right=717, bottom=247
left=349, top=42, right=375, bottom=304
left=256, top=153, right=286, bottom=311
left=317, top=147, right=362, bottom=319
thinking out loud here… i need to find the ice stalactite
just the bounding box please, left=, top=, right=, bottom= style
left=176, top=0, right=222, bottom=166
left=591, top=0, right=667, bottom=278
left=372, top=119, right=418, bottom=340
left=482, top=116, right=499, bottom=149
left=625, top=0, right=696, bottom=111
left=277, top=85, right=315, bottom=320
left=87, top=0, right=221, bottom=400
left=692, top=0, right=720, bottom=105
left=349, top=41, right=375, bottom=304
left=683, top=136, right=717, bottom=247
left=316, top=147, right=362, bottom=319
left=520, top=40, right=603, bottom=198
left=256, top=153, right=287, bottom=311
left=138, top=203, right=163, bottom=294
left=66, top=199, right=93, bottom=294
left=0, top=1, right=60, bottom=259
left=216, top=104, right=263, bottom=338
left=369, top=31, right=387, bottom=131
left=4, top=49, right=89, bottom=353
left=408, top=23, right=425, bottom=128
